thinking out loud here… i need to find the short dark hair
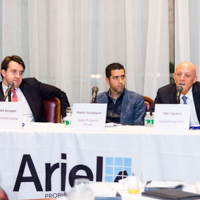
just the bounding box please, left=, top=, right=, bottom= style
left=105, top=63, right=125, bottom=79
left=1, top=55, right=25, bottom=79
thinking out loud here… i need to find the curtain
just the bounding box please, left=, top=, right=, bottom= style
left=1, top=0, right=169, bottom=103
left=175, top=0, right=200, bottom=77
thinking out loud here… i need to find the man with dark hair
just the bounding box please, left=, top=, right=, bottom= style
left=0, top=55, right=70, bottom=122
left=96, top=63, right=145, bottom=125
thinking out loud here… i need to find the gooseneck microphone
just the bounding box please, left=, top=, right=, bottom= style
left=176, top=86, right=183, bottom=104
left=92, top=86, right=99, bottom=103
left=4, top=81, right=15, bottom=102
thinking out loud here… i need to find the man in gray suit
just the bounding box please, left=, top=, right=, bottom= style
left=96, top=63, right=145, bottom=125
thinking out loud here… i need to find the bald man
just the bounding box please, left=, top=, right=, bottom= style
left=149, top=61, right=200, bottom=126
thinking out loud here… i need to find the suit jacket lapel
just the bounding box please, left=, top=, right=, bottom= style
left=170, top=84, right=177, bottom=103
left=193, top=83, right=200, bottom=123
left=120, top=88, right=128, bottom=123
left=19, top=81, right=37, bottom=117
left=0, top=82, right=4, bottom=101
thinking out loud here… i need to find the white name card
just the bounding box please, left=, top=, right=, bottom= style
left=0, top=102, right=24, bottom=129
left=71, top=103, right=107, bottom=132
left=154, top=104, right=190, bottom=133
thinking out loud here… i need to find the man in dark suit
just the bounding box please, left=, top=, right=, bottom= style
left=0, top=55, right=70, bottom=122
left=96, top=63, right=145, bottom=125
left=149, top=61, right=200, bottom=125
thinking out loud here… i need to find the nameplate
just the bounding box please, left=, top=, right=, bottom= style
left=0, top=102, right=24, bottom=129
left=71, top=103, right=107, bottom=132
left=154, top=104, right=190, bottom=133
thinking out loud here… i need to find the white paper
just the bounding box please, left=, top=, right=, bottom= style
left=146, top=180, right=185, bottom=188
left=71, top=103, right=107, bottom=132
left=105, top=123, right=121, bottom=127
left=154, top=104, right=190, bottom=133
left=90, top=182, right=117, bottom=197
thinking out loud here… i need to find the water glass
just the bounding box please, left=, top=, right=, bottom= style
left=67, top=178, right=93, bottom=200
left=66, top=107, right=73, bottom=115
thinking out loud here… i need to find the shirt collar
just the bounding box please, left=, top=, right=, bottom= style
left=2, top=82, right=8, bottom=91
left=107, top=89, right=124, bottom=101
left=2, top=82, right=19, bottom=92
left=180, top=86, right=193, bottom=101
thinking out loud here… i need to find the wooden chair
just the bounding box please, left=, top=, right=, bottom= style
left=143, top=96, right=154, bottom=112
left=43, top=97, right=61, bottom=123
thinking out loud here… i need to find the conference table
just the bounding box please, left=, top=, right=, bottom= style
left=24, top=185, right=199, bottom=200
left=0, top=122, right=200, bottom=199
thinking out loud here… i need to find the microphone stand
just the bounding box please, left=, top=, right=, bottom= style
left=92, top=97, right=97, bottom=103
left=4, top=89, right=12, bottom=102
left=8, top=92, right=11, bottom=102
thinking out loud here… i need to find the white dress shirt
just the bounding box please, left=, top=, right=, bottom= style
left=2, top=83, right=35, bottom=122
left=180, top=87, right=199, bottom=126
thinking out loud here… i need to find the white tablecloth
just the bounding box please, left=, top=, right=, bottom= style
left=0, top=122, right=200, bottom=199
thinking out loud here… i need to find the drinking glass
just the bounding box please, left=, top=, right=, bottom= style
left=126, top=176, right=140, bottom=194
left=74, top=178, right=90, bottom=187
left=67, top=178, right=93, bottom=200
left=66, top=107, right=73, bottom=115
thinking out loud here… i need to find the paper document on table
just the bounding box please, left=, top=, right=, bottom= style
left=105, top=123, right=121, bottom=127
left=90, top=182, right=118, bottom=197
left=146, top=180, right=185, bottom=188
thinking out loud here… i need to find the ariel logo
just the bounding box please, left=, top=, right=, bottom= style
left=105, top=157, right=131, bottom=182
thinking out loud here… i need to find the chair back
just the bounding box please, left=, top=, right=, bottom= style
left=43, top=97, right=61, bottom=123
left=143, top=96, right=154, bottom=112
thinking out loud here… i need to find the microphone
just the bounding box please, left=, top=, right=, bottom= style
left=176, top=86, right=183, bottom=104
left=4, top=81, right=15, bottom=101
left=92, top=86, right=99, bottom=103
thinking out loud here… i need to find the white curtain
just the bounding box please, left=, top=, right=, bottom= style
left=175, top=0, right=200, bottom=77
left=1, top=0, right=169, bottom=103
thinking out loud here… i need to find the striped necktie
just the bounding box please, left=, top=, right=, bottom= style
left=11, top=89, right=18, bottom=102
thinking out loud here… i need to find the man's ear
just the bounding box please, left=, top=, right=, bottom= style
left=193, top=75, right=197, bottom=84
left=1, top=69, right=5, bottom=78
left=105, top=77, right=110, bottom=85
